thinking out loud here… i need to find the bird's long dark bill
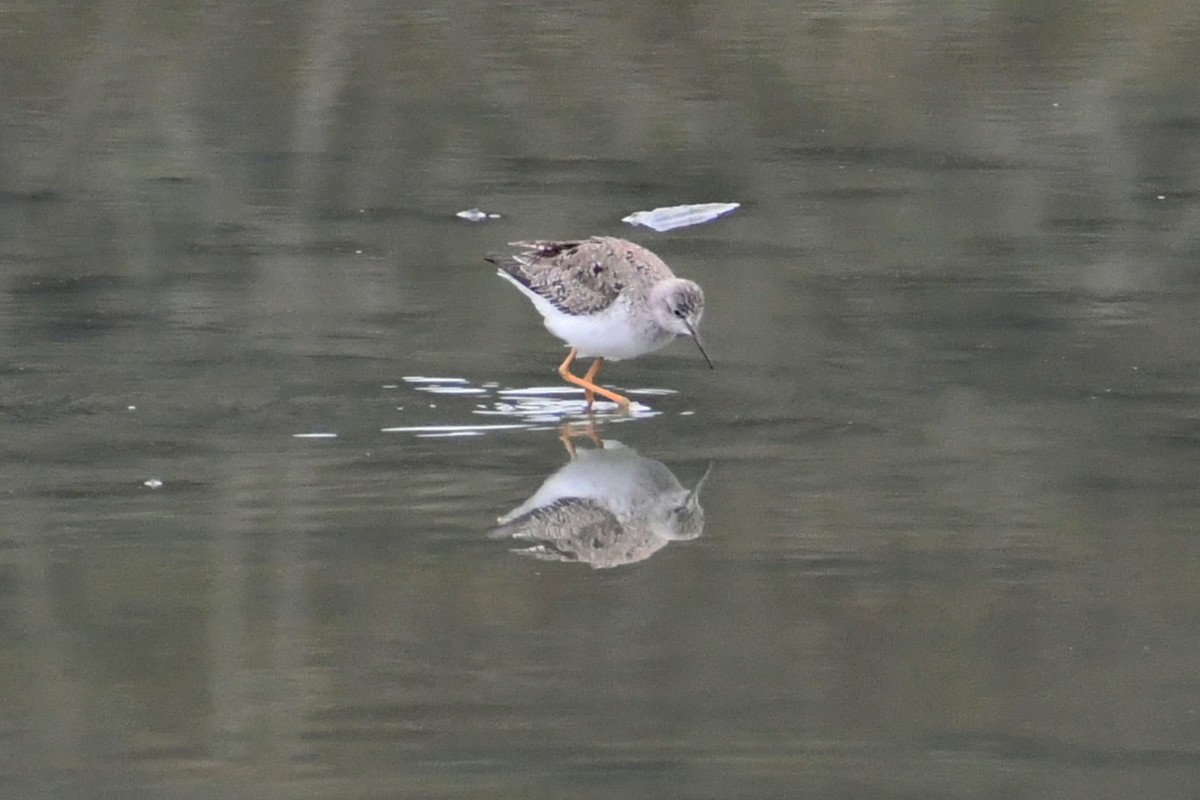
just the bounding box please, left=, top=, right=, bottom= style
left=684, top=321, right=714, bottom=369
left=689, top=461, right=715, bottom=501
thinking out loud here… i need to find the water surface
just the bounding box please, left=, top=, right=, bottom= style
left=3, top=2, right=1200, bottom=798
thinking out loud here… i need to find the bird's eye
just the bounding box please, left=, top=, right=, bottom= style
left=673, top=308, right=685, bottom=318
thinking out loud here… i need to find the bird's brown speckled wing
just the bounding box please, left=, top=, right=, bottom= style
left=487, top=237, right=669, bottom=316
left=488, top=497, right=624, bottom=564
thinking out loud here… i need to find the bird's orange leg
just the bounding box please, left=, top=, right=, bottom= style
left=557, top=349, right=631, bottom=411
left=580, top=357, right=604, bottom=408
left=557, top=419, right=602, bottom=458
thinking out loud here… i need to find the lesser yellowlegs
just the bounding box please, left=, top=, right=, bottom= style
left=487, top=237, right=712, bottom=411
left=490, top=436, right=712, bottom=568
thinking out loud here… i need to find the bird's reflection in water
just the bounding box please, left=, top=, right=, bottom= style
left=490, top=423, right=712, bottom=568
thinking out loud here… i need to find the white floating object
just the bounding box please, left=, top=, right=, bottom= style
left=626, top=387, right=678, bottom=396
left=497, top=386, right=585, bottom=397
left=143, top=478, right=164, bottom=489
left=456, top=208, right=502, bottom=222
left=402, top=376, right=470, bottom=384
left=293, top=432, right=338, bottom=439
left=381, top=423, right=531, bottom=434
left=622, top=202, right=740, bottom=232
left=415, top=386, right=488, bottom=395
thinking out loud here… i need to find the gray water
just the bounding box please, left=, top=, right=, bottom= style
left=3, top=2, right=1200, bottom=798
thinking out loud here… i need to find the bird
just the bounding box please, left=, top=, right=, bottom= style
left=486, top=236, right=712, bottom=411
left=489, top=435, right=712, bottom=568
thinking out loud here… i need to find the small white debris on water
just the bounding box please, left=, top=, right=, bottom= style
left=293, top=433, right=338, bottom=439
left=127, top=405, right=136, bottom=411
left=144, top=478, right=164, bottom=489
left=622, top=202, right=740, bottom=232
left=456, top=208, right=502, bottom=222
left=403, top=376, right=470, bottom=384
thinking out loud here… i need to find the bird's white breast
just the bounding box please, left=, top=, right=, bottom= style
left=498, top=270, right=675, bottom=359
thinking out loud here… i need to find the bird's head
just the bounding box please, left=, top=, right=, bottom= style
left=654, top=461, right=714, bottom=542
left=651, top=279, right=713, bottom=368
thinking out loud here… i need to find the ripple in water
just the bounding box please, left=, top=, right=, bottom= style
left=374, top=377, right=670, bottom=437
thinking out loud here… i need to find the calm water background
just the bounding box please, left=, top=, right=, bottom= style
left=3, top=1, right=1200, bottom=798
